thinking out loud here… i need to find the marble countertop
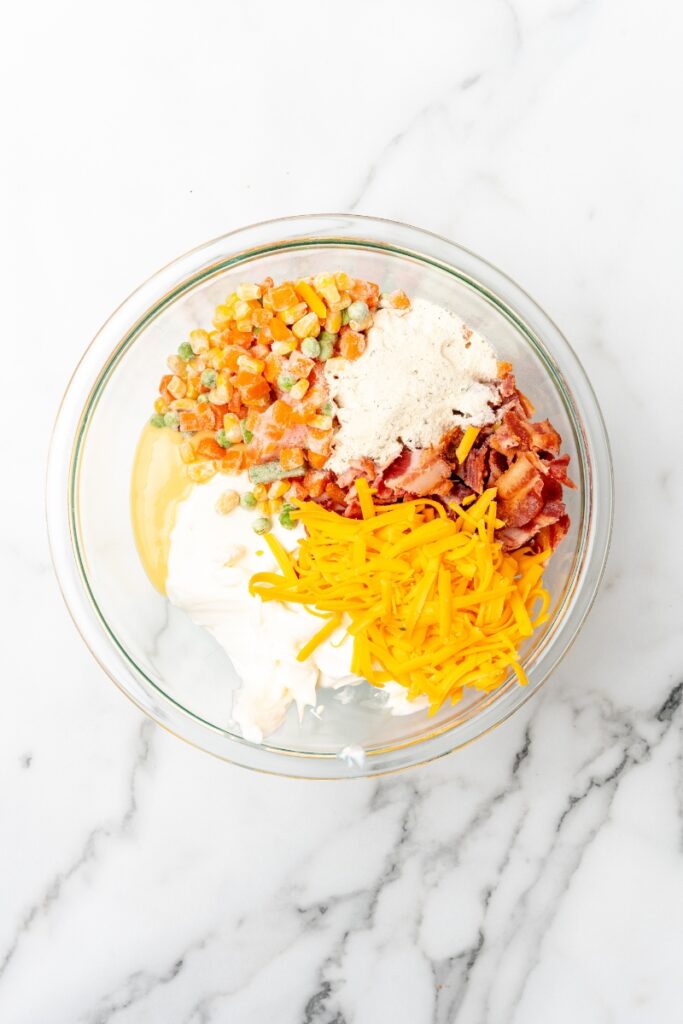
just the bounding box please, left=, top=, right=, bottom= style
left=3, top=1, right=682, bottom=1021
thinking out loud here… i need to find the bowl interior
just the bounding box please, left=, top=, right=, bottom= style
left=72, top=241, right=586, bottom=761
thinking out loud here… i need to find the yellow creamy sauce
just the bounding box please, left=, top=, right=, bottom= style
left=130, top=424, right=192, bottom=593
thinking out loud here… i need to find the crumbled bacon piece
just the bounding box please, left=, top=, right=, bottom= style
left=321, top=366, right=572, bottom=554
left=383, top=447, right=451, bottom=496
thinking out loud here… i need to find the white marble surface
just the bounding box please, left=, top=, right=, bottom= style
left=2, top=0, right=682, bottom=1020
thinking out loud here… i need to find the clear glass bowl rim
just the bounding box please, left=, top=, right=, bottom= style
left=46, top=213, right=613, bottom=779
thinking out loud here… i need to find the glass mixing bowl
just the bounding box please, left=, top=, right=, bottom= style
left=47, top=215, right=613, bottom=778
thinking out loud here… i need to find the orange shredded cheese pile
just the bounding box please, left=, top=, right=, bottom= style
left=249, top=479, right=552, bottom=712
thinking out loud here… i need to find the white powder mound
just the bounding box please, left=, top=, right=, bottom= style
left=325, top=298, right=501, bottom=474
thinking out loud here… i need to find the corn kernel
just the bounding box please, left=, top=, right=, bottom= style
left=313, top=274, right=341, bottom=307
left=206, top=347, right=226, bottom=370
left=167, top=375, right=187, bottom=399
left=222, top=413, right=243, bottom=442
left=253, top=483, right=268, bottom=501
left=289, top=378, right=310, bottom=400
left=292, top=312, right=320, bottom=339
left=187, top=461, right=217, bottom=483
left=209, top=386, right=229, bottom=405
left=236, top=319, right=253, bottom=334
left=169, top=398, right=196, bottom=411
left=280, top=302, right=308, bottom=325
left=153, top=396, right=167, bottom=415
left=237, top=354, right=265, bottom=374
left=215, top=490, right=240, bottom=515
left=190, top=330, right=210, bottom=354
left=328, top=292, right=352, bottom=311
left=213, top=305, right=233, bottom=329
left=236, top=283, right=261, bottom=301
left=324, top=310, right=342, bottom=333
left=179, top=441, right=195, bottom=464
left=185, top=377, right=200, bottom=399
left=308, top=414, right=333, bottom=431
left=233, top=300, right=250, bottom=321
left=272, top=339, right=298, bottom=355
left=268, top=480, right=289, bottom=499
left=166, top=354, right=187, bottom=376
left=189, top=357, right=206, bottom=373
left=256, top=499, right=270, bottom=516
left=325, top=357, right=346, bottom=375
left=271, top=498, right=283, bottom=515
left=335, top=272, right=353, bottom=291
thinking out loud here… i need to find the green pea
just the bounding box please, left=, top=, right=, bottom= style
left=277, top=373, right=295, bottom=391
left=252, top=517, right=272, bottom=536
left=216, top=429, right=231, bottom=449
left=347, top=300, right=369, bottom=322
left=240, top=419, right=253, bottom=444
left=279, top=511, right=297, bottom=530
left=240, top=491, right=257, bottom=509
left=163, top=412, right=179, bottom=429
left=301, top=337, right=321, bottom=358
left=197, top=393, right=209, bottom=405
left=322, top=401, right=333, bottom=416
left=150, top=414, right=166, bottom=428
left=318, top=333, right=336, bottom=360
left=177, top=341, right=194, bottom=361
left=341, top=309, right=350, bottom=326
left=201, top=369, right=217, bottom=389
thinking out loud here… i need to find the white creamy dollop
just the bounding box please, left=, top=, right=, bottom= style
left=165, top=473, right=424, bottom=742
left=325, top=298, right=500, bottom=474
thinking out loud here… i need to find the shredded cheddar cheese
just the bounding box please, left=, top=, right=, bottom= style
left=249, top=487, right=552, bottom=712
left=455, top=425, right=480, bottom=463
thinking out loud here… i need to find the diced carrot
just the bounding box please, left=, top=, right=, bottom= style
left=270, top=317, right=294, bottom=342
left=227, top=328, right=253, bottom=347
left=240, top=380, right=271, bottom=404
left=219, top=447, right=245, bottom=472
left=270, top=399, right=295, bottom=427
left=264, top=352, right=283, bottom=384
left=270, top=284, right=298, bottom=312
left=280, top=447, right=305, bottom=470
left=391, top=289, right=411, bottom=310
left=227, top=391, right=247, bottom=417
left=325, top=482, right=346, bottom=504
left=287, top=351, right=315, bottom=379
left=178, top=411, right=201, bottom=432
left=252, top=306, right=273, bottom=328
left=245, top=409, right=260, bottom=433
left=303, top=470, right=328, bottom=498
left=306, top=427, right=332, bottom=455
left=285, top=481, right=308, bottom=502
left=221, top=345, right=245, bottom=371
left=196, top=437, right=228, bottom=461
left=159, top=374, right=175, bottom=403
left=234, top=370, right=254, bottom=388
left=339, top=329, right=366, bottom=360
left=307, top=451, right=329, bottom=469
left=350, top=280, right=380, bottom=308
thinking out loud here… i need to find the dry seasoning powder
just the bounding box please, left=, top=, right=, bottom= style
left=325, top=298, right=501, bottom=474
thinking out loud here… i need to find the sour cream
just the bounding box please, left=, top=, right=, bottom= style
left=165, top=472, right=358, bottom=742
left=132, top=425, right=427, bottom=742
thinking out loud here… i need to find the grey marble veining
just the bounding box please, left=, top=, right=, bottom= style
left=2, top=0, right=682, bottom=1021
